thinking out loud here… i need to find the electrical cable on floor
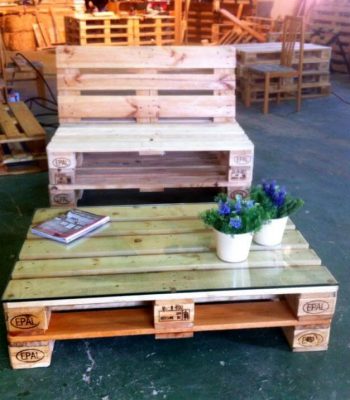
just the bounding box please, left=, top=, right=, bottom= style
left=25, top=97, right=58, bottom=113
left=14, top=52, right=58, bottom=105
left=331, top=91, right=350, bottom=105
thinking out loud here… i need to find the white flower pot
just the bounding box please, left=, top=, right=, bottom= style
left=253, top=216, right=288, bottom=246
left=215, top=230, right=253, bottom=263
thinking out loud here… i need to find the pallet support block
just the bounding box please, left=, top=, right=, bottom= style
left=154, top=299, right=194, bottom=339
left=4, top=306, right=51, bottom=335
left=8, top=341, right=55, bottom=369
left=283, top=325, right=331, bottom=352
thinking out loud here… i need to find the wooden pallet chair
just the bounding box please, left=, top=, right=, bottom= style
left=47, top=45, right=254, bottom=206
left=244, top=16, right=305, bottom=114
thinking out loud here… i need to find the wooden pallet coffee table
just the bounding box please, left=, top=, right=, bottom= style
left=2, top=203, right=338, bottom=369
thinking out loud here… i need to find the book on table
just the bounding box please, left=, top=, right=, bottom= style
left=31, top=209, right=110, bottom=243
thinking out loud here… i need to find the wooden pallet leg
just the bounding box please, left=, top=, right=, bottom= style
left=282, top=325, right=331, bottom=352
left=226, top=148, right=254, bottom=198
left=4, top=306, right=51, bottom=335
left=154, top=299, right=194, bottom=339
left=49, top=187, right=79, bottom=207
left=8, top=340, right=55, bottom=369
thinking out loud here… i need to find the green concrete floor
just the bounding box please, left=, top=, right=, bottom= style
left=0, top=76, right=349, bottom=399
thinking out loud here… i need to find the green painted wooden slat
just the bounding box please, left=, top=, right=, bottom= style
left=27, top=219, right=295, bottom=240
left=19, top=230, right=308, bottom=261
left=31, top=203, right=215, bottom=224
left=12, top=248, right=322, bottom=279
left=2, top=265, right=337, bottom=301
left=28, top=219, right=208, bottom=239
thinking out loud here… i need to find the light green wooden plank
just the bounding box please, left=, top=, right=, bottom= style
left=27, top=218, right=295, bottom=240
left=12, top=248, right=322, bottom=279
left=28, top=219, right=208, bottom=239
left=2, top=265, right=337, bottom=301
left=19, top=230, right=308, bottom=261
left=31, top=203, right=215, bottom=224
left=31, top=203, right=296, bottom=227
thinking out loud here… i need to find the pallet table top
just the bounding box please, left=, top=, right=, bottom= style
left=2, top=203, right=337, bottom=307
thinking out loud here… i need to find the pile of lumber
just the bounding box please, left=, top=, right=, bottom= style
left=0, top=1, right=78, bottom=51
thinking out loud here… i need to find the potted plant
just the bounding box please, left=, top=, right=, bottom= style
left=200, top=194, right=265, bottom=262
left=250, top=180, right=304, bottom=246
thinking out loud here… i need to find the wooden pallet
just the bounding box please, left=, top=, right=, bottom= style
left=48, top=45, right=252, bottom=206
left=0, top=102, right=47, bottom=175
left=308, top=4, right=350, bottom=73
left=235, top=42, right=332, bottom=103
left=65, top=14, right=176, bottom=46
left=2, top=203, right=338, bottom=369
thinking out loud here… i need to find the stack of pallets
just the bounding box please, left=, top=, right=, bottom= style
left=235, top=42, right=332, bottom=104
left=65, top=14, right=175, bottom=46
left=308, top=1, right=350, bottom=74
left=47, top=45, right=253, bottom=206
left=0, top=102, right=47, bottom=175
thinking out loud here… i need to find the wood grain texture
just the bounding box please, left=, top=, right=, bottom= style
left=57, top=46, right=236, bottom=69
left=8, top=300, right=324, bottom=343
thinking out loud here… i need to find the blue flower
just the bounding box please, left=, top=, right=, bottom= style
left=218, top=201, right=231, bottom=216
left=272, top=187, right=287, bottom=208
left=262, top=180, right=277, bottom=197
left=229, top=216, right=242, bottom=229
left=246, top=200, right=255, bottom=209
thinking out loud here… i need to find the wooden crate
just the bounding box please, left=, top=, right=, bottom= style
left=47, top=45, right=253, bottom=206
left=2, top=203, right=338, bottom=368
left=0, top=102, right=47, bottom=175
left=65, top=14, right=176, bottom=46
left=235, top=42, right=332, bottom=103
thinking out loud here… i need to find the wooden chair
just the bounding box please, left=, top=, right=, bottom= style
left=244, top=16, right=305, bottom=114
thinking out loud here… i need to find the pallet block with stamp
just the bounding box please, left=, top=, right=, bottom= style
left=0, top=102, right=47, bottom=175
left=2, top=203, right=338, bottom=368
left=47, top=45, right=254, bottom=206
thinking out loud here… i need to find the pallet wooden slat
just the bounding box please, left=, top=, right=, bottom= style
left=56, top=46, right=237, bottom=69
left=13, top=247, right=321, bottom=279
left=3, top=264, right=336, bottom=302
left=9, top=102, right=46, bottom=137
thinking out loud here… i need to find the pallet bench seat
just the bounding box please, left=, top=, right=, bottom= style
left=47, top=45, right=254, bottom=206
left=2, top=203, right=338, bottom=369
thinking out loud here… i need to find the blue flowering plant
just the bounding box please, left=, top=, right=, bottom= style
left=250, top=180, right=304, bottom=219
left=200, top=194, right=266, bottom=235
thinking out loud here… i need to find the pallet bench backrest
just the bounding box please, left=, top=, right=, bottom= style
left=56, top=46, right=236, bottom=124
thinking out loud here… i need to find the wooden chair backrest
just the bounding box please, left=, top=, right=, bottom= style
left=56, top=46, right=236, bottom=124
left=280, top=16, right=304, bottom=69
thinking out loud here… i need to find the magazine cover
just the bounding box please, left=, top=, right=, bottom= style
left=31, top=209, right=110, bottom=243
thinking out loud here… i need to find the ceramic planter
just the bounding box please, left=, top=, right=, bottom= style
left=254, top=216, right=288, bottom=246
left=215, top=230, right=253, bottom=262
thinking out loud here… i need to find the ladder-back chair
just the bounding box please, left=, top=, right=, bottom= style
left=244, top=16, right=305, bottom=114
